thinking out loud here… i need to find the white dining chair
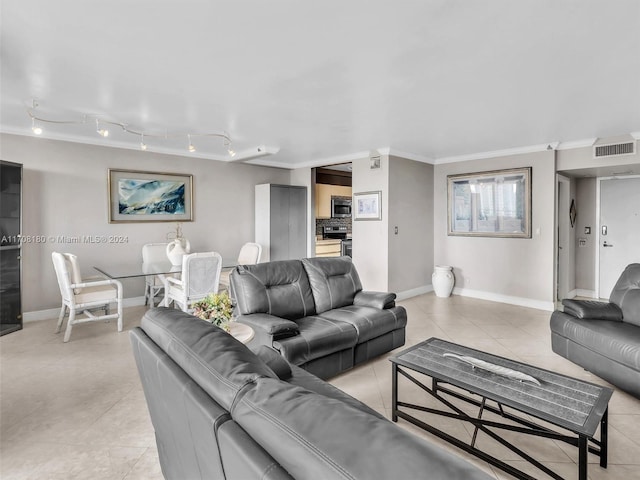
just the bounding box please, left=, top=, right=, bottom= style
left=219, top=242, right=262, bottom=291
left=51, top=252, right=123, bottom=342
left=163, top=252, right=222, bottom=312
left=142, top=243, right=169, bottom=306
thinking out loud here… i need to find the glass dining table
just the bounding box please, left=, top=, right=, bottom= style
left=93, top=261, right=236, bottom=280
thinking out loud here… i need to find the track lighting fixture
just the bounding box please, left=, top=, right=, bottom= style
left=24, top=101, right=277, bottom=161
left=96, top=119, right=109, bottom=137
left=31, top=117, right=42, bottom=135
left=223, top=137, right=236, bottom=157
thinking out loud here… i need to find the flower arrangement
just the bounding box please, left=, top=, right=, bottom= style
left=192, top=292, right=233, bottom=332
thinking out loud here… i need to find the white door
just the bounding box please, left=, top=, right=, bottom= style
left=557, top=176, right=571, bottom=300
left=598, top=176, right=640, bottom=299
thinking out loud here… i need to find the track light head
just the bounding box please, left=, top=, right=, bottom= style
left=96, top=119, right=109, bottom=137
left=31, top=118, right=42, bottom=135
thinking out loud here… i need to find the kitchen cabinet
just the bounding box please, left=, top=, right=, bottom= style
left=1, top=160, right=22, bottom=336
left=256, top=184, right=307, bottom=262
left=315, top=239, right=342, bottom=257
left=315, top=184, right=352, bottom=219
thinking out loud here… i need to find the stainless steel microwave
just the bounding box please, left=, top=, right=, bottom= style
left=331, top=197, right=352, bottom=218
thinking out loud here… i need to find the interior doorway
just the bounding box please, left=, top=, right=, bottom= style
left=556, top=175, right=571, bottom=302
left=597, top=175, right=640, bottom=299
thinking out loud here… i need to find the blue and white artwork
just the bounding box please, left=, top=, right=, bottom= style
left=118, top=178, right=186, bottom=215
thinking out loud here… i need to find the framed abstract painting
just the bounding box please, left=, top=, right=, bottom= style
left=108, top=169, right=193, bottom=223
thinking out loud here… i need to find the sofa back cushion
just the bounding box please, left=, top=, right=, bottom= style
left=610, top=263, right=640, bottom=327
left=301, top=257, right=363, bottom=314
left=232, top=376, right=492, bottom=480
left=140, top=308, right=277, bottom=411
left=230, top=260, right=316, bottom=319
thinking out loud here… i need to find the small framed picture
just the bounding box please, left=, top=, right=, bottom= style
left=353, top=191, right=382, bottom=221
left=108, top=169, right=193, bottom=223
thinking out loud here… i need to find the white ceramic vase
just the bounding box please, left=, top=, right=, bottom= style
left=432, top=265, right=454, bottom=298
left=166, top=238, right=190, bottom=266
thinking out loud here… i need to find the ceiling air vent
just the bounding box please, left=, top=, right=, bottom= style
left=593, top=140, right=636, bottom=159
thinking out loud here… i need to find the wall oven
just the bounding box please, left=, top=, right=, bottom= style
left=331, top=197, right=352, bottom=218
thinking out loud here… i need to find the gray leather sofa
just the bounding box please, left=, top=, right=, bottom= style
left=229, top=256, right=407, bottom=379
left=550, top=263, right=640, bottom=398
left=131, top=308, right=492, bottom=480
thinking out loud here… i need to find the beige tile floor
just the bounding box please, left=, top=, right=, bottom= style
left=1, top=294, right=639, bottom=479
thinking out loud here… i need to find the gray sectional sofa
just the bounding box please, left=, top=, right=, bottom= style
left=229, top=256, right=407, bottom=379
left=131, top=308, right=492, bottom=480
left=550, top=263, right=640, bottom=398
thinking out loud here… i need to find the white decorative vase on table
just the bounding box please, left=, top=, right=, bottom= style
left=166, top=238, right=190, bottom=266
left=432, top=265, right=455, bottom=298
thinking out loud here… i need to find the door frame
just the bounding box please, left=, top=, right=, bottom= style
left=595, top=174, right=640, bottom=298
left=555, top=174, right=571, bottom=302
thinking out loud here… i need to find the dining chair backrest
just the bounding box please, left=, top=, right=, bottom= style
left=182, top=252, right=223, bottom=299
left=142, top=243, right=169, bottom=263
left=52, top=252, right=86, bottom=301
left=237, top=242, right=262, bottom=265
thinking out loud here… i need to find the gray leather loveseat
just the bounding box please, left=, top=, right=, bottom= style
left=550, top=263, right=640, bottom=398
left=131, top=308, right=492, bottom=480
left=229, top=256, right=407, bottom=379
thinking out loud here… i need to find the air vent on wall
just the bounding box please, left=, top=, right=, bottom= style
left=593, top=140, right=636, bottom=159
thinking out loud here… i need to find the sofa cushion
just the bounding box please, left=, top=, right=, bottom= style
left=232, top=376, right=492, bottom=480
left=609, top=263, right=640, bottom=327
left=318, top=305, right=407, bottom=343
left=551, top=311, right=640, bottom=370
left=273, top=316, right=357, bottom=366
left=301, top=257, right=363, bottom=314
left=231, top=260, right=316, bottom=320
left=141, top=308, right=278, bottom=411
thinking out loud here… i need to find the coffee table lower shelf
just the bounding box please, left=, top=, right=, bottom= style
left=390, top=338, right=612, bottom=480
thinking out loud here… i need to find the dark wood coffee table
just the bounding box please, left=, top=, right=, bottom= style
left=390, top=338, right=613, bottom=480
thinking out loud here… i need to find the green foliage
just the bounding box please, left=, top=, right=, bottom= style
left=192, top=291, right=233, bottom=329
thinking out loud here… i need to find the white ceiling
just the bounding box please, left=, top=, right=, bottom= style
left=1, top=1, right=639, bottom=169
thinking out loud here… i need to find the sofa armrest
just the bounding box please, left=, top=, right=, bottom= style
left=561, top=299, right=623, bottom=321
left=235, top=314, right=299, bottom=345
left=254, top=346, right=292, bottom=380
left=353, top=291, right=397, bottom=309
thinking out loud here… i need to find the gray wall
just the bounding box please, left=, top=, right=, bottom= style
left=0, top=133, right=289, bottom=312
left=388, top=156, right=433, bottom=294
left=434, top=151, right=556, bottom=308
left=352, top=154, right=389, bottom=291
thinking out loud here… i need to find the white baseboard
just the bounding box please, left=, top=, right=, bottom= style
left=452, top=287, right=555, bottom=312
left=395, top=284, right=554, bottom=311
left=23, top=296, right=147, bottom=322
left=396, top=284, right=433, bottom=301
left=575, top=289, right=598, bottom=299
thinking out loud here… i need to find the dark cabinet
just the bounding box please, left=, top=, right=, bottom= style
left=255, top=184, right=307, bottom=262
left=1, top=160, right=22, bottom=335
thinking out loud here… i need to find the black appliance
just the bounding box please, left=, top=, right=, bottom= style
left=331, top=197, right=352, bottom=218
left=323, top=226, right=352, bottom=258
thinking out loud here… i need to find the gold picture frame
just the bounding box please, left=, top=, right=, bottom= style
left=108, top=169, right=193, bottom=223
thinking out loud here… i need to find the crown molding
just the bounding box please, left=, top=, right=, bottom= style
left=385, top=148, right=435, bottom=164
left=0, top=127, right=271, bottom=163
left=556, top=138, right=598, bottom=150
left=435, top=143, right=556, bottom=165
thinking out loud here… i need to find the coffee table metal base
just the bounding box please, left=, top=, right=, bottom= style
left=392, top=364, right=607, bottom=480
